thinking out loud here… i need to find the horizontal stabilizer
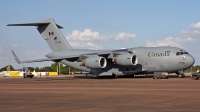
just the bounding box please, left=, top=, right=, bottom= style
left=7, top=23, right=63, bottom=29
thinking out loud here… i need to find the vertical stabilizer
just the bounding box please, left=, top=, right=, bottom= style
left=7, top=18, right=72, bottom=51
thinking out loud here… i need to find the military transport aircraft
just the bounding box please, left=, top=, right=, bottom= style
left=8, top=18, right=195, bottom=78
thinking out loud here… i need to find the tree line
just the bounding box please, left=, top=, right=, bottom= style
left=1, top=62, right=200, bottom=74
left=184, top=65, right=200, bottom=73
left=0, top=62, right=77, bottom=75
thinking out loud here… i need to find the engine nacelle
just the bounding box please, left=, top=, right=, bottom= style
left=114, top=54, right=138, bottom=66
left=82, top=57, right=107, bottom=68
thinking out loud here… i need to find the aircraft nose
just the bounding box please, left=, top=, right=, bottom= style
left=188, top=55, right=195, bottom=66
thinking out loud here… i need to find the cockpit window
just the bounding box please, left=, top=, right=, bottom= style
left=176, top=52, right=181, bottom=55
left=176, top=52, right=189, bottom=56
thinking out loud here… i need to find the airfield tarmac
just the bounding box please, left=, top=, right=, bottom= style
left=0, top=74, right=200, bottom=112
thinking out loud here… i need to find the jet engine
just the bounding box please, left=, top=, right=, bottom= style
left=81, top=56, right=107, bottom=68
left=113, top=54, right=138, bottom=66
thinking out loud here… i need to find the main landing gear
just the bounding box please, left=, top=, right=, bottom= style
left=96, top=74, right=116, bottom=79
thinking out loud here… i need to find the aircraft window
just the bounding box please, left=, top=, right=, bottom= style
left=176, top=52, right=189, bottom=55
left=183, top=52, right=189, bottom=54
left=176, top=52, right=181, bottom=56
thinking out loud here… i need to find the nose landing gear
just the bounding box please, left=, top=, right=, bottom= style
left=176, top=70, right=185, bottom=78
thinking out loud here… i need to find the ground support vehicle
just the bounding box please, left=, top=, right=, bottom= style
left=23, top=67, right=34, bottom=78
left=191, top=72, right=200, bottom=80
left=153, top=72, right=168, bottom=79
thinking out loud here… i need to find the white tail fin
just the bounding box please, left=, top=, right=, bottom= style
left=8, top=18, right=72, bottom=51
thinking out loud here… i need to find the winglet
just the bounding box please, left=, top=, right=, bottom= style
left=11, top=50, right=21, bottom=64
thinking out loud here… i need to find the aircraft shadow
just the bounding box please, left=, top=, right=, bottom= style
left=34, top=74, right=191, bottom=80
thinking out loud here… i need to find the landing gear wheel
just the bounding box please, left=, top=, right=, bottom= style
left=192, top=76, right=197, bottom=80
left=23, top=73, right=26, bottom=78
left=111, top=74, right=116, bottom=79
left=96, top=76, right=100, bottom=79
left=182, top=74, right=185, bottom=78
left=178, top=73, right=185, bottom=78
left=192, top=75, right=199, bottom=80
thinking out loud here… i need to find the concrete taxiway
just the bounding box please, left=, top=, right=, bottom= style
left=0, top=74, right=200, bottom=112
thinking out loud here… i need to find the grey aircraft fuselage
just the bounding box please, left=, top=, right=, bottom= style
left=8, top=18, right=195, bottom=77
left=45, top=47, right=194, bottom=76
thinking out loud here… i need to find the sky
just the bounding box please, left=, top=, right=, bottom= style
left=0, top=0, right=200, bottom=69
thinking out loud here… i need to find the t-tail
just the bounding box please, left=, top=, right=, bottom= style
left=7, top=18, right=72, bottom=51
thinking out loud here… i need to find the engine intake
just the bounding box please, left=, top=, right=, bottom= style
left=113, top=54, right=138, bottom=66
left=82, top=56, right=107, bottom=68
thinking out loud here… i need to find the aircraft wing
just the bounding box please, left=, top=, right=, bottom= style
left=15, top=56, right=78, bottom=64
left=11, top=49, right=130, bottom=64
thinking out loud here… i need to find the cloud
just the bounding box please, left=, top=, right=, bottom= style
left=146, top=38, right=180, bottom=47
left=66, top=29, right=137, bottom=42
left=189, top=22, right=200, bottom=29
left=65, top=29, right=109, bottom=49
left=181, top=30, right=200, bottom=38
left=13, top=44, right=19, bottom=47
left=112, top=24, right=120, bottom=28
left=146, top=37, right=196, bottom=47
left=182, top=22, right=200, bottom=41
left=68, top=41, right=103, bottom=50
left=115, top=33, right=137, bottom=41
left=146, top=21, right=200, bottom=48
left=165, top=37, right=196, bottom=42
left=66, top=29, right=109, bottom=41
left=65, top=29, right=137, bottom=49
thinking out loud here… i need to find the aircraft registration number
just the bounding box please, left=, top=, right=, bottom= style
left=179, top=62, right=185, bottom=65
